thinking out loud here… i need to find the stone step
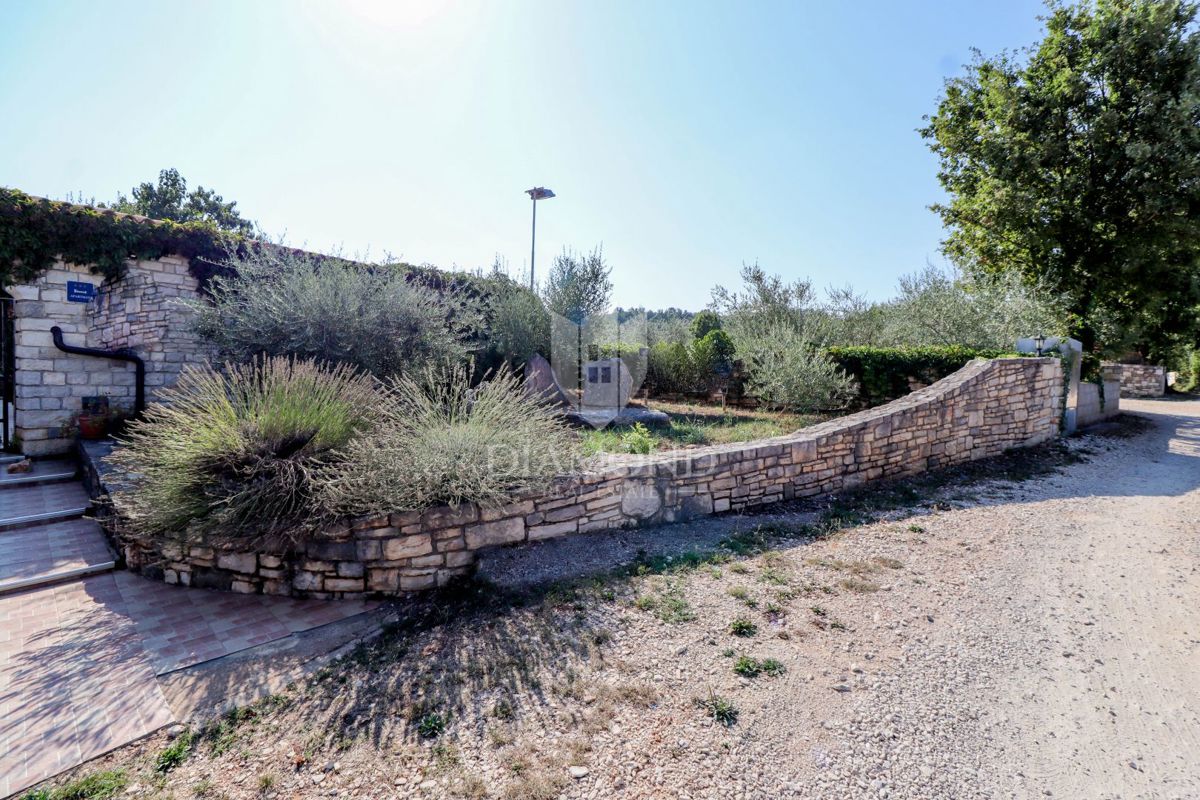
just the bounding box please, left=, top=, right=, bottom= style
left=0, top=453, right=27, bottom=465
left=0, top=460, right=78, bottom=489
left=0, top=517, right=116, bottom=596
left=0, top=483, right=92, bottom=531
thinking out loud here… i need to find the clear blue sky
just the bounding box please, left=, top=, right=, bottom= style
left=0, top=0, right=1046, bottom=311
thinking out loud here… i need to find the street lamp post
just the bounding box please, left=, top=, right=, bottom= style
left=525, top=186, right=555, bottom=290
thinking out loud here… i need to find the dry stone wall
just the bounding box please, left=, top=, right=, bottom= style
left=1103, top=363, right=1166, bottom=397
left=7, top=256, right=213, bottom=455
left=108, top=356, right=1066, bottom=599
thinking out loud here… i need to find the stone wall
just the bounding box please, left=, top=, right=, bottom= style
left=1076, top=377, right=1121, bottom=428
left=1103, top=363, right=1166, bottom=397
left=106, top=356, right=1066, bottom=599
left=7, top=256, right=212, bottom=455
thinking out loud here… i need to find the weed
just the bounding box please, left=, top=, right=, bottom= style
left=694, top=691, right=739, bottom=726
left=492, top=698, right=515, bottom=721
left=655, top=582, right=697, bottom=624
left=721, top=648, right=735, bottom=657
left=257, top=773, right=277, bottom=794
left=155, top=730, right=193, bottom=773
left=810, top=605, right=827, bottom=617
left=727, top=586, right=757, bottom=607
left=729, top=563, right=750, bottom=574
left=907, top=524, right=925, bottom=533
left=732, top=655, right=762, bottom=677
left=191, top=779, right=213, bottom=798
left=733, top=655, right=786, bottom=678
left=760, top=658, right=786, bottom=676
left=729, top=617, right=758, bottom=637
left=873, top=556, right=904, bottom=569
left=417, top=712, right=447, bottom=739
left=759, top=563, right=789, bottom=585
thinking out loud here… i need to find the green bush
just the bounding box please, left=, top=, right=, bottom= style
left=319, top=364, right=579, bottom=515
left=646, top=341, right=701, bottom=395
left=740, top=325, right=856, bottom=412
left=187, top=246, right=483, bottom=378
left=108, top=357, right=384, bottom=547
left=827, top=345, right=1006, bottom=407
left=483, top=275, right=550, bottom=366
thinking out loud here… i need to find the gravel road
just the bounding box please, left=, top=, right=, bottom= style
left=806, top=397, right=1200, bottom=800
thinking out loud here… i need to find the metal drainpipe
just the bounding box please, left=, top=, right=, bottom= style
left=50, top=326, right=145, bottom=413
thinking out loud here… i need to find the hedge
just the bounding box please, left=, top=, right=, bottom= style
left=827, top=345, right=1009, bottom=407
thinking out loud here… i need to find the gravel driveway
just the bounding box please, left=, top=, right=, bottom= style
left=805, top=397, right=1200, bottom=800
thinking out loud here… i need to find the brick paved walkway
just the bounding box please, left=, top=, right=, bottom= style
left=0, top=466, right=377, bottom=798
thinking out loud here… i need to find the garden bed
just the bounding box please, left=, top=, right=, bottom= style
left=581, top=400, right=830, bottom=455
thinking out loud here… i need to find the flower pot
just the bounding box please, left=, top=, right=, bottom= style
left=78, top=413, right=108, bottom=440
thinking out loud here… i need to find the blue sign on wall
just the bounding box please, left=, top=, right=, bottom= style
left=66, top=281, right=96, bottom=303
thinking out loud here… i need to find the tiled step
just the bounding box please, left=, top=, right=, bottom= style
left=0, top=517, right=116, bottom=595
left=0, top=482, right=92, bottom=531
left=0, top=459, right=77, bottom=489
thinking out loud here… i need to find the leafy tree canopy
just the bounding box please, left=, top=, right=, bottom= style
left=543, top=245, right=613, bottom=324
left=922, top=0, right=1200, bottom=356
left=109, top=168, right=256, bottom=236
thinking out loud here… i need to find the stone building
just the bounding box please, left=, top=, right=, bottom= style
left=2, top=255, right=212, bottom=455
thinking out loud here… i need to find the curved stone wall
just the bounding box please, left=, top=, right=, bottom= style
left=103, top=357, right=1064, bottom=598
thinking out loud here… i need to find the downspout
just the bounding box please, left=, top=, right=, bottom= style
left=50, top=326, right=145, bottom=413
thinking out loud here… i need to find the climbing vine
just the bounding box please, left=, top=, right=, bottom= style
left=0, top=187, right=242, bottom=288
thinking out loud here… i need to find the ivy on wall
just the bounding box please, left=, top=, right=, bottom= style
left=0, top=187, right=245, bottom=288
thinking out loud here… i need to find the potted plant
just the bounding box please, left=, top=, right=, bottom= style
left=77, top=395, right=112, bottom=440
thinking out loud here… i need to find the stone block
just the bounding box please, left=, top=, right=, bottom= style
left=464, top=517, right=525, bottom=549
left=528, top=520, right=577, bottom=540
left=325, top=577, right=364, bottom=592
left=383, top=534, right=433, bottom=560
left=216, top=551, right=257, bottom=574
left=293, top=571, right=324, bottom=591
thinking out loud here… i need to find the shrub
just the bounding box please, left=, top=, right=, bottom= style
left=107, top=357, right=383, bottom=546
left=827, top=345, right=1006, bottom=407
left=187, top=246, right=482, bottom=378
left=645, top=341, right=700, bottom=395
left=621, top=422, right=656, bottom=455
left=484, top=274, right=550, bottom=366
left=320, top=364, right=579, bottom=515
left=739, top=324, right=856, bottom=412
left=692, top=329, right=735, bottom=375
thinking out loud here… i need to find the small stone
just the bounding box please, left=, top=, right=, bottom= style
left=165, top=724, right=187, bottom=739
left=569, top=766, right=590, bottom=779
left=833, top=683, right=852, bottom=693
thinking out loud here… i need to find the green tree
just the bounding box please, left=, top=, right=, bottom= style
left=111, top=168, right=256, bottom=235
left=543, top=246, right=613, bottom=324
left=689, top=309, right=722, bottom=339
left=922, top=0, right=1200, bottom=355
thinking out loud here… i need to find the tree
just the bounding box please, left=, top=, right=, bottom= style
left=922, top=0, right=1200, bottom=356
left=111, top=168, right=256, bottom=235
left=689, top=309, right=723, bottom=339
left=543, top=246, right=613, bottom=324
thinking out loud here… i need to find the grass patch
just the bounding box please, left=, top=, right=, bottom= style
left=155, top=730, right=193, bottom=773
left=22, top=771, right=128, bottom=800
left=581, top=400, right=827, bottom=454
